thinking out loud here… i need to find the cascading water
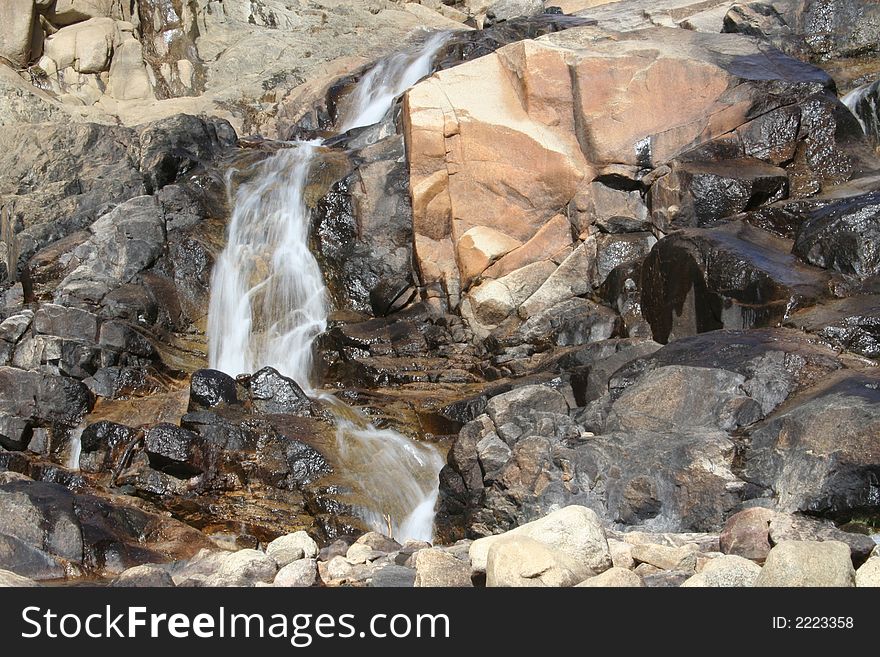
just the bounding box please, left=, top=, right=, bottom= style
left=843, top=80, right=879, bottom=139
left=208, top=31, right=451, bottom=542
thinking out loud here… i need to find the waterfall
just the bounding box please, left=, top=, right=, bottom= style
left=338, top=30, right=450, bottom=133
left=208, top=141, right=327, bottom=384
left=843, top=80, right=879, bottom=139
left=208, top=31, right=451, bottom=543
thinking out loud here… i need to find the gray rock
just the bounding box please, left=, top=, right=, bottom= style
left=203, top=549, right=278, bottom=587
left=487, top=0, right=545, bottom=24
left=111, top=564, right=176, bottom=587
left=606, top=365, right=764, bottom=433
left=743, top=372, right=880, bottom=518
left=266, top=531, right=319, bottom=566
left=755, top=540, right=855, bottom=587
left=274, top=559, right=317, bottom=587
left=486, top=536, right=584, bottom=587
left=56, top=196, right=166, bottom=304
left=856, top=556, right=880, bottom=587
left=576, top=567, right=644, bottom=587
left=0, top=533, right=66, bottom=580
left=0, top=481, right=83, bottom=563
left=370, top=564, right=417, bottom=588
left=767, top=512, right=876, bottom=563
left=485, top=384, right=569, bottom=431
left=470, top=506, right=611, bottom=577
left=413, top=549, right=473, bottom=587
left=681, top=555, right=762, bottom=587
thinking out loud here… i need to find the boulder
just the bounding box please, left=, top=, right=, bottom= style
left=110, top=564, right=176, bottom=587
left=266, top=531, right=319, bottom=566
left=785, top=296, right=880, bottom=359
left=143, top=423, right=206, bottom=478
left=742, top=371, right=880, bottom=517
left=793, top=190, right=880, bottom=279
left=606, top=365, right=764, bottom=433
left=248, top=367, right=312, bottom=415
left=576, top=567, right=644, bottom=587
left=754, top=540, right=855, bottom=587
left=413, top=548, right=473, bottom=587
left=55, top=196, right=167, bottom=305
left=719, top=507, right=774, bottom=562
left=767, top=513, right=876, bottom=563
left=486, top=535, right=585, bottom=587
left=681, top=554, right=762, bottom=587
left=469, top=505, right=611, bottom=576
left=370, top=564, right=417, bottom=588
left=630, top=543, right=698, bottom=571
left=640, top=222, right=830, bottom=344
left=0, top=0, right=36, bottom=67
left=203, top=549, right=277, bottom=587
left=856, top=556, right=880, bottom=587
left=650, top=158, right=788, bottom=229
left=189, top=369, right=239, bottom=410
left=274, top=559, right=318, bottom=587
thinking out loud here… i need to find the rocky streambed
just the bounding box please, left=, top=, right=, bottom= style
left=0, top=0, right=879, bottom=588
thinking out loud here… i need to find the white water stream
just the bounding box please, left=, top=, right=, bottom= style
left=208, top=31, right=450, bottom=542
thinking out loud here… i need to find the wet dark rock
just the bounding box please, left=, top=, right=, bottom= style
left=434, top=14, right=595, bottom=70
left=598, top=260, right=652, bottom=338
left=311, top=136, right=415, bottom=315
left=723, top=0, right=880, bottom=64
left=508, top=298, right=621, bottom=351
left=650, top=158, right=789, bottom=229
left=84, top=367, right=157, bottom=400
left=785, top=295, right=880, bottom=358
left=138, top=114, right=237, bottom=194
left=189, top=369, right=239, bottom=410
left=608, top=329, right=845, bottom=415
left=792, top=190, right=880, bottom=278
left=78, top=421, right=138, bottom=475
left=845, top=79, right=880, bottom=144
left=595, top=233, right=656, bottom=285
left=0, top=480, right=83, bottom=564
left=640, top=222, right=831, bottom=344
left=144, top=423, right=205, bottom=478
left=741, top=370, right=880, bottom=518
left=0, top=367, right=93, bottom=434
left=248, top=367, right=312, bottom=416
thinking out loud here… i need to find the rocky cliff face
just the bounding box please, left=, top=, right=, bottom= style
left=0, top=0, right=878, bottom=586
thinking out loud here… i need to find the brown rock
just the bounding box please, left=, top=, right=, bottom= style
left=457, top=226, right=522, bottom=288
left=719, top=507, right=774, bottom=562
